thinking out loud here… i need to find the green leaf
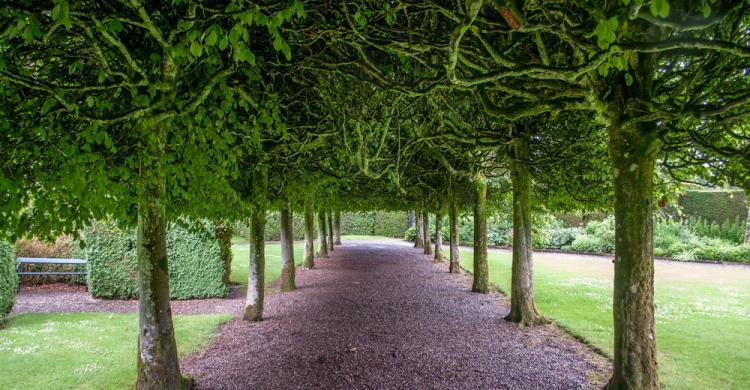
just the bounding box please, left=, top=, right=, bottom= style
left=23, top=26, right=34, bottom=43
left=594, top=16, right=618, bottom=50
left=624, top=73, right=634, bottom=86
left=598, top=62, right=610, bottom=77
left=41, top=98, right=57, bottom=114
left=219, top=36, right=229, bottom=50
left=702, top=4, right=711, bottom=17
left=650, top=0, right=670, bottom=18
left=190, top=40, right=202, bottom=57
left=206, top=30, right=218, bottom=46
left=85, top=96, right=95, bottom=108
left=281, top=43, right=291, bottom=61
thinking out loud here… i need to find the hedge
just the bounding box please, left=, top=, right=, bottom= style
left=679, top=190, right=747, bottom=224
left=1, top=240, right=17, bottom=319
left=85, top=220, right=228, bottom=299
left=234, top=211, right=408, bottom=240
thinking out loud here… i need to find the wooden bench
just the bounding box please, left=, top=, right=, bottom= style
left=15, top=257, right=87, bottom=291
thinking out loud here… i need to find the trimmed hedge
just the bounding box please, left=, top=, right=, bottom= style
left=1, top=241, right=17, bottom=319
left=341, top=211, right=407, bottom=237
left=679, top=190, right=747, bottom=224
left=85, top=220, right=228, bottom=299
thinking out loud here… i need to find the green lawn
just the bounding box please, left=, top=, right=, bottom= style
left=459, top=249, right=750, bottom=390
left=0, top=313, right=230, bottom=390
left=230, top=242, right=305, bottom=289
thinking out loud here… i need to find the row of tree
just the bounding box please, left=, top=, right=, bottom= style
left=2, top=1, right=750, bottom=389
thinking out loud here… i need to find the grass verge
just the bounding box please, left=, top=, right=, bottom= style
left=459, top=249, right=750, bottom=389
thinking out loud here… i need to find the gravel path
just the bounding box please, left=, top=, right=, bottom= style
left=183, top=240, right=610, bottom=389
left=11, top=283, right=243, bottom=315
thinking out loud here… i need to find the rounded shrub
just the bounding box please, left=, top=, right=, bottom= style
left=0, top=240, right=17, bottom=319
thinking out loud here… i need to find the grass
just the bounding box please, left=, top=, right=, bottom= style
left=230, top=242, right=305, bottom=289
left=459, top=249, right=750, bottom=390
left=0, top=312, right=230, bottom=390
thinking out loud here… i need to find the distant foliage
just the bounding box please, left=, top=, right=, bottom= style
left=679, top=190, right=747, bottom=224
left=85, top=220, right=227, bottom=299
left=0, top=241, right=17, bottom=319
left=686, top=216, right=745, bottom=244
left=341, top=211, right=407, bottom=237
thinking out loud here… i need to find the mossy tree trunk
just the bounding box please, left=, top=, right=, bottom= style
left=303, top=198, right=315, bottom=269
left=280, top=204, right=296, bottom=292
left=472, top=172, right=489, bottom=294
left=434, top=209, right=444, bottom=262
left=414, top=211, right=424, bottom=248
left=334, top=210, right=342, bottom=245
left=214, top=221, right=233, bottom=288
left=505, top=137, right=545, bottom=327
left=407, top=211, right=415, bottom=229
left=607, top=121, right=660, bottom=390
left=326, top=211, right=335, bottom=251
left=449, top=193, right=460, bottom=274
left=744, top=200, right=750, bottom=244
left=244, top=208, right=265, bottom=322
left=317, top=207, right=328, bottom=258
left=135, top=144, right=182, bottom=389
left=423, top=210, right=433, bottom=255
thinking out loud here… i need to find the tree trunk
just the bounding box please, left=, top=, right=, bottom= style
left=423, top=210, right=433, bottom=255
left=326, top=211, right=335, bottom=251
left=214, top=221, right=233, bottom=289
left=472, top=173, right=489, bottom=294
left=303, top=198, right=315, bottom=268
left=334, top=210, right=342, bottom=245
left=449, top=193, right=461, bottom=274
left=414, top=211, right=424, bottom=248
left=135, top=161, right=183, bottom=389
left=606, top=123, right=660, bottom=390
left=280, top=204, right=296, bottom=292
left=505, top=138, right=545, bottom=327
left=317, top=208, right=328, bottom=258
left=244, top=208, right=265, bottom=322
left=744, top=199, right=750, bottom=244
left=434, top=210, right=444, bottom=262
left=407, top=211, right=415, bottom=229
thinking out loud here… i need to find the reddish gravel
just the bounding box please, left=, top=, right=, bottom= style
left=183, top=240, right=610, bottom=389
left=11, top=284, right=243, bottom=315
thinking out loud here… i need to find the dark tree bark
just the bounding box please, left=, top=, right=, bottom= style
left=449, top=193, right=461, bottom=274
left=135, top=162, right=183, bottom=389
left=472, top=173, right=489, bottom=294
left=303, top=197, right=315, bottom=269
left=414, top=211, right=424, bottom=248
left=244, top=208, right=265, bottom=322
left=334, top=210, right=342, bottom=245
left=607, top=122, right=660, bottom=390
left=434, top=209, right=444, bottom=262
left=214, top=221, right=233, bottom=288
left=326, top=211, right=335, bottom=251
left=280, top=204, right=296, bottom=292
left=407, top=211, right=415, bottom=229
left=423, top=210, right=433, bottom=255
left=505, top=137, right=546, bottom=327
left=317, top=207, right=328, bottom=258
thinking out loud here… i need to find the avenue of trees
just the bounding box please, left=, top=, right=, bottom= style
left=1, top=1, right=749, bottom=389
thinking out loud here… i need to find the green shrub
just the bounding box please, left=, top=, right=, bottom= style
left=403, top=226, right=417, bottom=241
left=85, top=220, right=227, bottom=299
left=546, top=227, right=583, bottom=249
left=1, top=241, right=17, bottom=319
left=341, top=211, right=407, bottom=237
left=687, top=216, right=744, bottom=244
left=569, top=235, right=612, bottom=253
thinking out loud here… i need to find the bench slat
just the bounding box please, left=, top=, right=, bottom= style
left=17, top=272, right=88, bottom=276
left=16, top=258, right=86, bottom=265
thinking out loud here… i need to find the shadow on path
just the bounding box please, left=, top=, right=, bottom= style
left=183, top=240, right=610, bottom=389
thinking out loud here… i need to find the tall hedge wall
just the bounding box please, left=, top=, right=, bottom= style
left=234, top=211, right=408, bottom=240
left=0, top=241, right=17, bottom=319
left=678, top=190, right=747, bottom=224
left=85, top=220, right=228, bottom=299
